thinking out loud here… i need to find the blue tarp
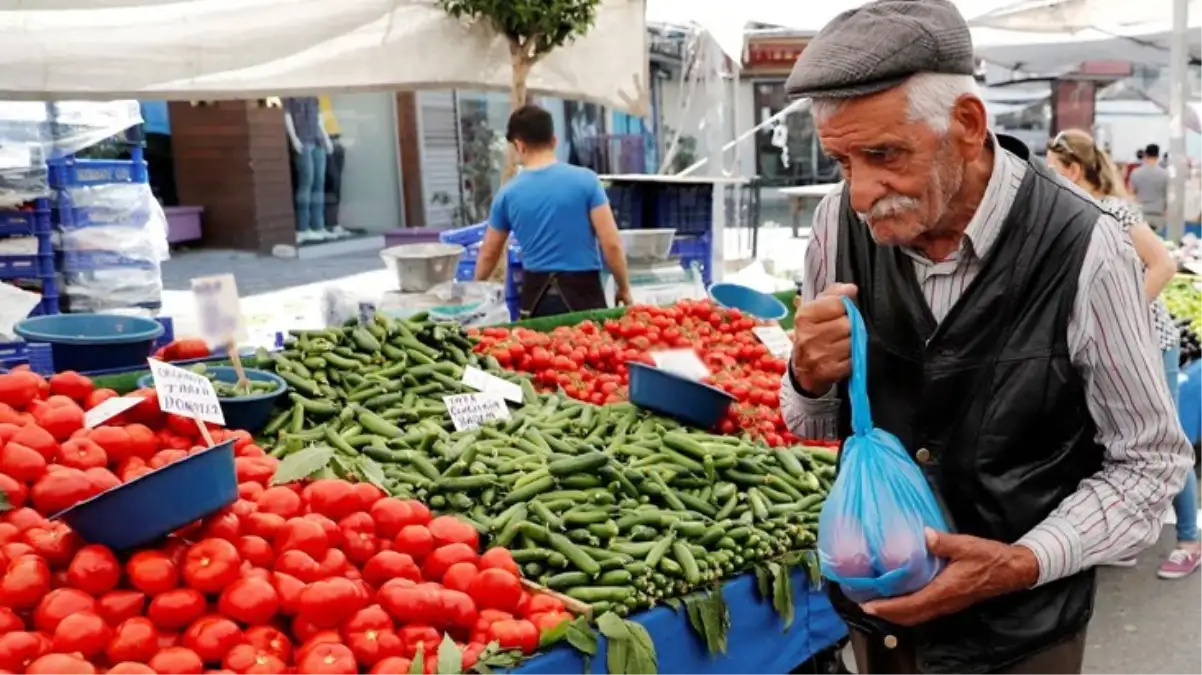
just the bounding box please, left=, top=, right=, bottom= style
left=514, top=568, right=848, bottom=674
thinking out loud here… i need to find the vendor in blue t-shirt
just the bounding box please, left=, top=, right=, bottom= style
left=474, top=105, right=632, bottom=317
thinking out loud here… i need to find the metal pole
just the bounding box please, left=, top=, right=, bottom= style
left=1167, top=0, right=1189, bottom=241
left=676, top=97, right=810, bottom=176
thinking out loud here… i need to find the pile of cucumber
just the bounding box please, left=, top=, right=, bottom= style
left=255, top=313, right=836, bottom=616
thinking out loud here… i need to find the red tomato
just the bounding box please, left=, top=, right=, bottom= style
left=244, top=625, right=292, bottom=661
left=274, top=550, right=321, bottom=583
left=478, top=548, right=520, bottom=576
left=25, top=653, right=96, bottom=675
left=338, top=512, right=379, bottom=565
left=107, top=662, right=157, bottom=674
left=66, top=544, right=121, bottom=595
left=51, top=610, right=112, bottom=658
left=217, top=577, right=279, bottom=626
left=361, top=551, right=421, bottom=589
left=302, top=480, right=360, bottom=521
left=393, top=525, right=434, bottom=563
left=487, top=619, right=540, bottom=654
left=296, top=577, right=364, bottom=628
left=271, top=571, right=306, bottom=615
left=275, top=517, right=329, bottom=559
left=441, top=561, right=479, bottom=594
left=421, top=543, right=478, bottom=582
left=468, top=568, right=521, bottom=613
left=183, top=615, right=245, bottom=664
left=237, top=536, right=275, bottom=569
left=223, top=643, right=287, bottom=674
left=127, top=550, right=179, bottom=595
left=107, top=617, right=160, bottom=664
left=427, top=515, right=478, bottom=550
left=22, top=521, right=79, bottom=566
left=0, top=607, right=22, bottom=633
left=148, top=646, right=205, bottom=675
left=0, top=442, right=46, bottom=482
left=182, top=538, right=241, bottom=593
left=370, top=656, right=413, bottom=674
left=0, top=631, right=48, bottom=672
left=256, top=486, right=302, bottom=518
left=297, top=642, right=357, bottom=674
left=147, top=589, right=207, bottom=630
left=97, top=589, right=147, bottom=625
left=29, top=467, right=95, bottom=514
left=34, top=587, right=97, bottom=633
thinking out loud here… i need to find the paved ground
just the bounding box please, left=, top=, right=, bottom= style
left=158, top=227, right=1201, bottom=674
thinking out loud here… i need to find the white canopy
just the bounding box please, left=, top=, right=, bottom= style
left=972, top=0, right=1200, bottom=33
left=0, top=0, right=650, bottom=115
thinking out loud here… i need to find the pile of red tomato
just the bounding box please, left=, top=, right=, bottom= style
left=470, top=300, right=798, bottom=445
left=0, top=367, right=569, bottom=674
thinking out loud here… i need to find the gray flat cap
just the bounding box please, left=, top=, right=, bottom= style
left=785, top=0, right=975, bottom=100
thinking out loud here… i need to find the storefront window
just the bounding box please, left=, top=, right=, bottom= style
left=275, top=93, right=405, bottom=243
left=752, top=81, right=839, bottom=187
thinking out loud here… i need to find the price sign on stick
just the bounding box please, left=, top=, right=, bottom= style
left=462, top=366, right=524, bottom=404
left=147, top=359, right=224, bottom=444
left=651, top=349, right=710, bottom=382
left=752, top=325, right=793, bottom=358
left=84, top=397, right=145, bottom=429
left=191, top=273, right=250, bottom=386
left=444, top=392, right=510, bottom=432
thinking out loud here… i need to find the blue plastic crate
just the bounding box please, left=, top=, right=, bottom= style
left=456, top=259, right=477, bottom=282
left=0, top=205, right=51, bottom=238
left=670, top=233, right=710, bottom=259
left=657, top=184, right=713, bottom=236
left=606, top=182, right=647, bottom=230
left=48, top=158, right=148, bottom=189
left=0, top=255, right=50, bottom=280
left=59, top=250, right=158, bottom=272
left=439, top=222, right=489, bottom=247
left=57, top=204, right=153, bottom=230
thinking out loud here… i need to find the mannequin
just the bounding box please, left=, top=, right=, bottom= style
left=284, top=96, right=333, bottom=243
left=319, top=96, right=349, bottom=236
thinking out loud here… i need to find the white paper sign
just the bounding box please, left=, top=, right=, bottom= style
left=0, top=283, right=42, bottom=337
left=444, top=392, right=510, bottom=432
left=147, top=359, right=225, bottom=425
left=84, top=397, right=147, bottom=429
left=1184, top=260, right=1202, bottom=277
left=191, top=274, right=249, bottom=348
left=651, top=349, right=710, bottom=382
left=753, top=325, right=794, bottom=358
left=462, top=366, right=523, bottom=404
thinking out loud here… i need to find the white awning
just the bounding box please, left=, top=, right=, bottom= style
left=0, top=0, right=650, bottom=115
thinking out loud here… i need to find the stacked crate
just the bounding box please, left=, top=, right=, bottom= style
left=50, top=146, right=164, bottom=315
left=0, top=198, right=59, bottom=316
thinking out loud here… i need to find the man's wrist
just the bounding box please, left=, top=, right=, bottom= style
left=1005, top=544, right=1041, bottom=591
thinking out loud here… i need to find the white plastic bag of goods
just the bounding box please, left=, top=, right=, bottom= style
left=0, top=0, right=649, bottom=116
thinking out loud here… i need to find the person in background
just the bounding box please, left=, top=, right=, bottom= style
left=1047, top=129, right=1198, bottom=580
left=781, top=0, right=1192, bottom=671
left=475, top=104, right=633, bottom=317
left=1130, top=143, right=1170, bottom=234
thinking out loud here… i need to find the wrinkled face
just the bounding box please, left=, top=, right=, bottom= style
left=1046, top=150, right=1084, bottom=186
left=817, top=86, right=968, bottom=247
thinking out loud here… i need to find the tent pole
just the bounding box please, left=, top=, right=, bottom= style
left=676, top=97, right=810, bottom=176
left=1168, top=0, right=1189, bottom=240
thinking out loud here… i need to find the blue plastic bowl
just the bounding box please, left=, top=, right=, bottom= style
left=55, top=440, right=237, bottom=550
left=708, top=283, right=788, bottom=320
left=14, top=313, right=163, bottom=373
left=138, top=366, right=287, bottom=433
left=627, top=362, right=736, bottom=429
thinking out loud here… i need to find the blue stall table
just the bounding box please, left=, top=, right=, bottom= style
left=514, top=568, right=847, bottom=674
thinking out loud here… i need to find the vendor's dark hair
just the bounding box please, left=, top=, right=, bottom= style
left=506, top=105, right=554, bottom=147
left=1145, top=143, right=1161, bottom=158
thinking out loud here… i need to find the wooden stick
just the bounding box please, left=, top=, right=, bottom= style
left=227, top=341, right=249, bottom=390
left=193, top=414, right=215, bottom=447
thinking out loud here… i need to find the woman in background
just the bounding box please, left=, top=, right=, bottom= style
left=1047, top=129, right=1198, bottom=580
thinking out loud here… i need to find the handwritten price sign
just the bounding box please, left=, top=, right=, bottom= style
left=191, top=274, right=248, bottom=348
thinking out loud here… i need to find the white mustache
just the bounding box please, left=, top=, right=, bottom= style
left=856, top=195, right=921, bottom=222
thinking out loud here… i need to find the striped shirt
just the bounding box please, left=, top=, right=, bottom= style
left=781, top=137, right=1194, bottom=587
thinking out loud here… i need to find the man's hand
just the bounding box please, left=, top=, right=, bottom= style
left=790, top=283, right=857, bottom=395
left=615, top=286, right=634, bottom=307
left=860, top=529, right=1040, bottom=626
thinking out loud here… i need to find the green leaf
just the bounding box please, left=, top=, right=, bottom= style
left=769, top=562, right=795, bottom=630
left=357, top=455, right=389, bottom=491
left=684, top=593, right=730, bottom=656
left=437, top=634, right=462, bottom=674
left=565, top=616, right=598, bottom=656
left=597, top=613, right=657, bottom=675
left=330, top=454, right=356, bottom=480
left=754, top=564, right=771, bottom=599
left=539, top=616, right=573, bottom=648
left=0, top=490, right=10, bottom=514
left=270, top=445, right=334, bottom=485
left=626, top=621, right=658, bottom=674
left=664, top=597, right=682, bottom=612
left=410, top=649, right=425, bottom=675
left=476, top=642, right=524, bottom=669
left=595, top=612, right=630, bottom=641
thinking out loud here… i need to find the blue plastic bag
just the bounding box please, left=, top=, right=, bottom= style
left=817, top=297, right=950, bottom=603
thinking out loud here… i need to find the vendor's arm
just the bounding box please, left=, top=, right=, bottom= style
left=588, top=180, right=632, bottom=305
left=779, top=188, right=844, bottom=441
left=474, top=195, right=511, bottom=282
left=1016, top=215, right=1194, bottom=585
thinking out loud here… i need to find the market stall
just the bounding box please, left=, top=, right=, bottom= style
left=0, top=290, right=847, bottom=675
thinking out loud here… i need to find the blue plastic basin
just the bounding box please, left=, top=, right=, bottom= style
left=14, top=313, right=163, bottom=373
left=708, top=283, right=788, bottom=320
left=55, top=440, right=237, bottom=550
left=627, top=362, right=736, bottom=429
left=138, top=366, right=286, bottom=433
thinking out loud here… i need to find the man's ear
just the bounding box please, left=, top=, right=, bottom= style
left=950, top=95, right=989, bottom=161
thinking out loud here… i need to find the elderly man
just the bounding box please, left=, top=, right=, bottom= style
left=781, top=1, right=1193, bottom=673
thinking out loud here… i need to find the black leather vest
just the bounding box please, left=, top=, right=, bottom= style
left=829, top=136, right=1103, bottom=673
